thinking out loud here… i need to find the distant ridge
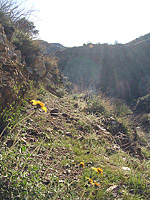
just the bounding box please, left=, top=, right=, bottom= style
left=126, top=33, right=150, bottom=45
left=34, top=40, right=66, bottom=55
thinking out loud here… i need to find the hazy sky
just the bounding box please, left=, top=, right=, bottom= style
left=20, top=0, right=150, bottom=47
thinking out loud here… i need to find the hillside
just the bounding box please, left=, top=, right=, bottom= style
left=0, top=4, right=150, bottom=199
left=1, top=88, right=150, bottom=199
left=55, top=35, right=150, bottom=101
left=0, top=37, right=150, bottom=200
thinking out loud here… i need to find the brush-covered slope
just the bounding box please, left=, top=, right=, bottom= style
left=1, top=89, right=150, bottom=199
left=55, top=34, right=150, bottom=101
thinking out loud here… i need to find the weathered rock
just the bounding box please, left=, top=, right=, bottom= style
left=4, top=26, right=15, bottom=41
left=50, top=108, right=59, bottom=113
left=15, top=50, right=22, bottom=62
left=62, top=113, right=69, bottom=118
left=122, top=167, right=131, bottom=171
left=32, top=56, right=46, bottom=77
left=107, top=185, right=120, bottom=193
left=7, top=48, right=17, bottom=60
left=0, top=38, right=28, bottom=111
left=102, top=117, right=128, bottom=135
left=51, top=113, right=59, bottom=117
left=0, top=25, right=7, bottom=51
left=26, top=66, right=33, bottom=74
left=66, top=132, right=72, bottom=137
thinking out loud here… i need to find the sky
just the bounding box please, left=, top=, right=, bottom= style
left=19, top=0, right=150, bottom=47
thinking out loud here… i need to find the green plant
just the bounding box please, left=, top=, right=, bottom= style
left=0, top=80, right=38, bottom=134
left=86, top=96, right=107, bottom=115
left=15, top=17, right=39, bottom=37
left=0, top=0, right=34, bottom=27
left=13, top=30, right=40, bottom=60
left=114, top=102, right=133, bottom=117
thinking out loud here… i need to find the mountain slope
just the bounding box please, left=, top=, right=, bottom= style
left=55, top=37, right=150, bottom=101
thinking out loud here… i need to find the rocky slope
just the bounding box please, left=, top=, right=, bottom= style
left=0, top=24, right=29, bottom=109
left=0, top=25, right=64, bottom=111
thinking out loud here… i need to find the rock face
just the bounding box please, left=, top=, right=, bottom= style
left=4, top=26, right=15, bottom=41
left=0, top=24, right=64, bottom=109
left=0, top=25, right=7, bottom=51
left=0, top=25, right=28, bottom=109
left=32, top=55, right=46, bottom=78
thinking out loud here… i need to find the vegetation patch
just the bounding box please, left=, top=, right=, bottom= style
left=0, top=89, right=150, bottom=199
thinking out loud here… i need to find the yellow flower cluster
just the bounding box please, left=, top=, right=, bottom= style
left=91, top=167, right=103, bottom=176
left=86, top=177, right=101, bottom=187
left=79, top=162, right=85, bottom=168
left=78, top=162, right=103, bottom=188
left=30, top=100, right=47, bottom=112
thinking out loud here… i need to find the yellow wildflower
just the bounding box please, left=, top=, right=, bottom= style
left=41, top=106, right=47, bottom=112
left=86, top=178, right=100, bottom=187
left=31, top=100, right=38, bottom=105
left=36, top=100, right=45, bottom=107
left=79, top=162, right=85, bottom=168
left=88, top=178, right=94, bottom=184
left=86, top=177, right=94, bottom=185
left=97, top=168, right=103, bottom=175
left=91, top=167, right=103, bottom=176
left=30, top=100, right=47, bottom=112
left=94, top=182, right=100, bottom=187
